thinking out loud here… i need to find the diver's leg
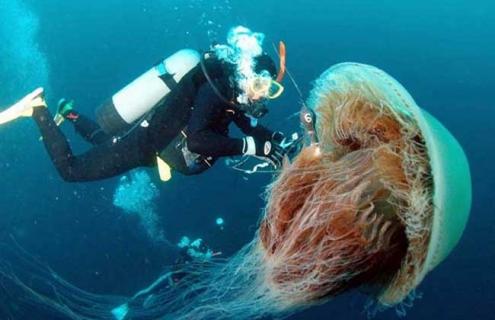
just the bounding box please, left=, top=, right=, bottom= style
left=70, top=112, right=110, bottom=145
left=32, top=107, right=154, bottom=182
left=56, top=99, right=110, bottom=145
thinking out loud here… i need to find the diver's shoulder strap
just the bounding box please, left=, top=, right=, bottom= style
left=158, top=72, right=178, bottom=91
left=154, top=58, right=179, bottom=90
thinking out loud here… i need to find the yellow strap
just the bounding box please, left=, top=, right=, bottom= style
left=156, top=156, right=172, bottom=182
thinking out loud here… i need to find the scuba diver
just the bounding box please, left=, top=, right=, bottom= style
left=0, top=26, right=290, bottom=182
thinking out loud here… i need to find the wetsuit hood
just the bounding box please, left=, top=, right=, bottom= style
left=254, top=53, right=277, bottom=79
left=200, top=51, right=271, bottom=119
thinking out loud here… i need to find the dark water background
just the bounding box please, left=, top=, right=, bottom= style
left=0, top=0, right=494, bottom=319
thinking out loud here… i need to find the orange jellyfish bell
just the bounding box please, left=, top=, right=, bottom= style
left=259, top=63, right=471, bottom=308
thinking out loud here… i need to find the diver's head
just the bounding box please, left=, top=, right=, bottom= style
left=213, top=26, right=286, bottom=118
left=244, top=53, right=284, bottom=101
left=237, top=53, right=284, bottom=118
left=236, top=51, right=284, bottom=104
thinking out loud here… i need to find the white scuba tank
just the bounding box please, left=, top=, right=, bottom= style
left=96, top=49, right=201, bottom=134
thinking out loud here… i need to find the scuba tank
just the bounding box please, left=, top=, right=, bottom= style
left=95, top=49, right=201, bottom=134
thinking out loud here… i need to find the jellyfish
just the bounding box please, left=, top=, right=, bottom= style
left=0, top=63, right=471, bottom=319
left=258, top=62, right=472, bottom=309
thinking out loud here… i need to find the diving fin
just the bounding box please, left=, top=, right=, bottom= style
left=156, top=156, right=172, bottom=182
left=54, top=98, right=75, bottom=126
left=0, top=87, right=46, bottom=125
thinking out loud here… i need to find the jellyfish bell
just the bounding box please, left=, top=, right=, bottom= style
left=313, top=63, right=472, bottom=306
left=260, top=62, right=471, bottom=309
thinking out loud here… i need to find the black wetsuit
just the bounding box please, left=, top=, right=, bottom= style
left=32, top=56, right=274, bottom=182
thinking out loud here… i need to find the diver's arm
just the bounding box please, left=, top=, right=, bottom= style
left=187, top=130, right=244, bottom=157
left=233, top=111, right=275, bottom=141
left=187, top=85, right=245, bottom=157
left=232, top=110, right=286, bottom=168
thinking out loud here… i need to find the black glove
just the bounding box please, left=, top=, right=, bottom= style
left=242, top=136, right=285, bottom=169
left=271, top=131, right=285, bottom=144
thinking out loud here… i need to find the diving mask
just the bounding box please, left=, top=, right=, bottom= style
left=248, top=74, right=284, bottom=100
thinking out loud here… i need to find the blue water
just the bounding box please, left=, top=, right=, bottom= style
left=0, top=0, right=493, bottom=319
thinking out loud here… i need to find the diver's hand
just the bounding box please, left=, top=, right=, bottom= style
left=242, top=136, right=285, bottom=169
left=271, top=131, right=285, bottom=144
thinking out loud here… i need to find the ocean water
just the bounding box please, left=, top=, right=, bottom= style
left=0, top=0, right=493, bottom=319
